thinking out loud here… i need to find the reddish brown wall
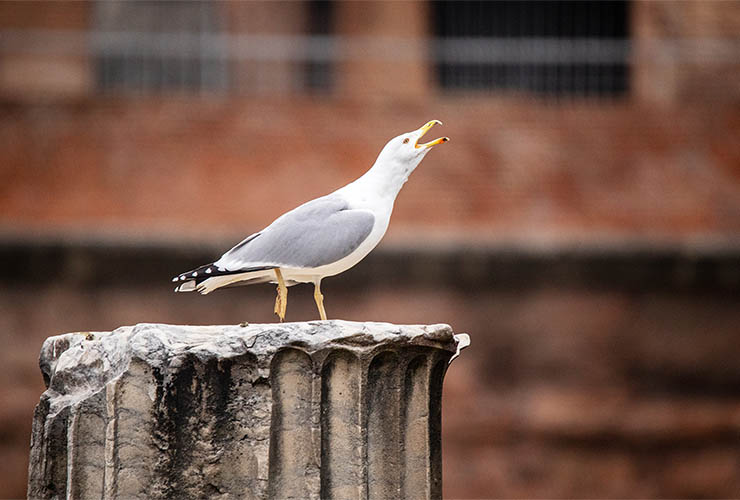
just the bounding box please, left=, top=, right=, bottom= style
left=2, top=1, right=740, bottom=498
left=0, top=1, right=92, bottom=98
left=2, top=267, right=739, bottom=498
left=2, top=97, right=739, bottom=245
left=633, top=1, right=740, bottom=104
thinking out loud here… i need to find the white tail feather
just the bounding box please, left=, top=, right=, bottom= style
left=175, top=280, right=197, bottom=292
left=174, top=269, right=275, bottom=294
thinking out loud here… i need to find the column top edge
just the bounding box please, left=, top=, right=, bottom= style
left=39, top=321, right=469, bottom=402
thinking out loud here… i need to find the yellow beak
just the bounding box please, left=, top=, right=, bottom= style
left=415, top=120, right=450, bottom=148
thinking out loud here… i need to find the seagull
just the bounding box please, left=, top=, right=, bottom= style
left=173, top=120, right=449, bottom=321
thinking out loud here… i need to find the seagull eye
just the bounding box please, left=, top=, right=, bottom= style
left=402, top=138, right=410, bottom=144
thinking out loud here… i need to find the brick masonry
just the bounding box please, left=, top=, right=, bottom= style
left=2, top=260, right=739, bottom=498
left=1, top=97, right=739, bottom=245
left=2, top=1, right=740, bottom=497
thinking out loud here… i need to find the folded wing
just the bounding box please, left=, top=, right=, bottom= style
left=216, top=195, right=376, bottom=271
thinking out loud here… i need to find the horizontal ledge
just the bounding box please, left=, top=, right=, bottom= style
left=1, top=235, right=739, bottom=292
left=448, top=389, right=740, bottom=449
left=40, top=320, right=461, bottom=389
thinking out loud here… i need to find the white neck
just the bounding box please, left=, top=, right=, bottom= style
left=362, top=159, right=409, bottom=198
left=342, top=154, right=422, bottom=204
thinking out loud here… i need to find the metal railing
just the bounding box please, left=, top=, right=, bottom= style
left=1, top=29, right=739, bottom=97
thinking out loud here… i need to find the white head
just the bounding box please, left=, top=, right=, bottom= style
left=374, top=120, right=449, bottom=175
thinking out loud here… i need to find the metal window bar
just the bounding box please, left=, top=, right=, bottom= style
left=431, top=0, right=631, bottom=97
left=2, top=30, right=740, bottom=98
left=92, top=0, right=228, bottom=95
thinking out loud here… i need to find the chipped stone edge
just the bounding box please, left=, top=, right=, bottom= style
left=450, top=333, right=471, bottom=364
left=37, top=320, right=466, bottom=419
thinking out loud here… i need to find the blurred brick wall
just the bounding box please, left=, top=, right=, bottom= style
left=2, top=93, right=740, bottom=499
left=633, top=0, right=740, bottom=104
left=2, top=1, right=740, bottom=498
left=1, top=97, right=739, bottom=245
left=0, top=1, right=92, bottom=99
left=1, top=249, right=739, bottom=498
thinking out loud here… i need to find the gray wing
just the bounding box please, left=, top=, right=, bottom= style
left=215, top=195, right=375, bottom=270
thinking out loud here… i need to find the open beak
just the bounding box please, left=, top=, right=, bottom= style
left=415, top=120, right=449, bottom=149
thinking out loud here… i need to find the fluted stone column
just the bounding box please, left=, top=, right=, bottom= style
left=28, top=321, right=469, bottom=500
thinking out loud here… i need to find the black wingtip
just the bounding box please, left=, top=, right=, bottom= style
left=172, top=263, right=277, bottom=288
left=173, top=263, right=221, bottom=285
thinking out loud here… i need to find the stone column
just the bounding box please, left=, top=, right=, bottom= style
left=28, top=321, right=469, bottom=500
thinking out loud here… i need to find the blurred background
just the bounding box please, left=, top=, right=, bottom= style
left=1, top=1, right=740, bottom=498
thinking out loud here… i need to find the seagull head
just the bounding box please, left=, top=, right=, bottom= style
left=375, top=120, right=449, bottom=172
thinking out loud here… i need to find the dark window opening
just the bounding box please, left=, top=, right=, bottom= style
left=432, top=0, right=630, bottom=97
left=94, top=1, right=227, bottom=93
left=304, top=0, right=335, bottom=92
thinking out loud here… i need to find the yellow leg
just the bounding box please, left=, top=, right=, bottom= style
left=273, top=268, right=288, bottom=322
left=313, top=281, right=327, bottom=321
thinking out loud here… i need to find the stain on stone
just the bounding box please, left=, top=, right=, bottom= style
left=321, top=350, right=363, bottom=500
left=268, top=348, right=314, bottom=499
left=334, top=333, right=376, bottom=346
left=367, top=351, right=401, bottom=499
left=401, top=355, right=431, bottom=499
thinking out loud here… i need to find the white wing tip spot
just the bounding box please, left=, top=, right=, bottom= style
left=171, top=277, right=178, bottom=282
left=192, top=272, right=198, bottom=277
left=205, top=268, right=212, bottom=274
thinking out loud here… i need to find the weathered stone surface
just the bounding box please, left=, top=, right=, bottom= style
left=28, top=321, right=469, bottom=500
